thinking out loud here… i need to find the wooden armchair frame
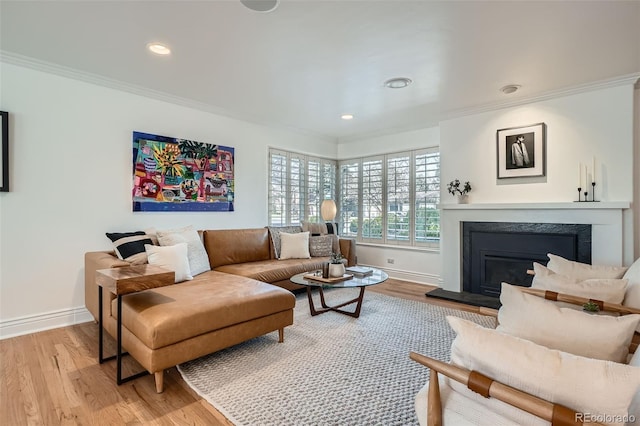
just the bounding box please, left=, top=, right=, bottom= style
left=409, top=352, right=605, bottom=426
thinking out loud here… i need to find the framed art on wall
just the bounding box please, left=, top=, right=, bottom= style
left=0, top=111, right=8, bottom=192
left=496, top=122, right=546, bottom=179
left=132, top=131, right=235, bottom=212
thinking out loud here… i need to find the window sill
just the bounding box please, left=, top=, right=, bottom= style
left=355, top=242, right=440, bottom=254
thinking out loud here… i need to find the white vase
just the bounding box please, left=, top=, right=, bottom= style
left=328, top=263, right=345, bottom=278
left=457, top=194, right=469, bottom=204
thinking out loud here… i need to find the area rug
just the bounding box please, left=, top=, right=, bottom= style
left=177, top=289, right=496, bottom=426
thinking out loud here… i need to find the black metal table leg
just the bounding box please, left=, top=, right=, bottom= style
left=97, top=288, right=148, bottom=384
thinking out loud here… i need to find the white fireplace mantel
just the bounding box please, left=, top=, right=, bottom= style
left=441, top=201, right=630, bottom=210
left=439, top=201, right=633, bottom=292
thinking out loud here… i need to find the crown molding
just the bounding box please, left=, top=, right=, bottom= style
left=2, top=50, right=636, bottom=145
left=0, top=50, right=337, bottom=143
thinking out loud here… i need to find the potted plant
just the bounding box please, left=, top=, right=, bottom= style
left=328, top=252, right=346, bottom=278
left=447, top=179, right=472, bottom=204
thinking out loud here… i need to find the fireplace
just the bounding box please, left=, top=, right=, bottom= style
left=462, top=222, right=591, bottom=297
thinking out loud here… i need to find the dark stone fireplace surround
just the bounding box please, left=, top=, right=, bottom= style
left=462, top=221, right=592, bottom=298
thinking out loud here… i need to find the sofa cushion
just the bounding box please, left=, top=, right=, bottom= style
left=267, top=225, right=302, bottom=258
left=532, top=262, right=628, bottom=304
left=448, top=316, right=640, bottom=426
left=203, top=228, right=271, bottom=268
left=497, top=283, right=639, bottom=362
left=145, top=243, right=192, bottom=283
left=546, top=253, right=627, bottom=280
left=114, top=271, right=295, bottom=349
left=216, top=258, right=329, bottom=284
left=157, top=225, right=211, bottom=276
left=106, top=231, right=154, bottom=265
left=279, top=232, right=310, bottom=260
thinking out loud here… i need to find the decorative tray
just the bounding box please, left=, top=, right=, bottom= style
left=303, top=273, right=354, bottom=284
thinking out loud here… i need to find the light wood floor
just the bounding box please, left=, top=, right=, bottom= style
left=1, top=279, right=481, bottom=425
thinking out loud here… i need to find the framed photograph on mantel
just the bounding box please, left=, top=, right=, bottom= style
left=496, top=122, right=546, bottom=179
left=0, top=111, right=8, bottom=192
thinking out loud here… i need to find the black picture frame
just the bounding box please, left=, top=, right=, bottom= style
left=496, top=122, right=546, bottom=179
left=0, top=111, right=8, bottom=192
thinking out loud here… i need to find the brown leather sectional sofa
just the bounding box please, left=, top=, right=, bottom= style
left=84, top=227, right=356, bottom=392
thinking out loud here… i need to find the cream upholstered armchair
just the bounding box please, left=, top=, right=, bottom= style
left=411, top=254, right=640, bottom=426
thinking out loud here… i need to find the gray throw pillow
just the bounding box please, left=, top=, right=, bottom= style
left=309, top=235, right=334, bottom=257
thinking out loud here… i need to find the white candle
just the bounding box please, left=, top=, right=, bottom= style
left=579, top=163, right=582, bottom=188
left=584, top=164, right=588, bottom=189
left=592, top=156, right=596, bottom=183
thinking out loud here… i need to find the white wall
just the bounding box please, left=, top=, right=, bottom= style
left=440, top=84, right=635, bottom=204
left=0, top=62, right=336, bottom=337
left=338, top=127, right=442, bottom=285
left=440, top=83, right=637, bottom=291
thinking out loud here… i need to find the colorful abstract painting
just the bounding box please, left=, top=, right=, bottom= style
left=132, top=131, right=235, bottom=212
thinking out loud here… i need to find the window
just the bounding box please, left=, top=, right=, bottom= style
left=338, top=148, right=440, bottom=247
left=268, top=149, right=336, bottom=226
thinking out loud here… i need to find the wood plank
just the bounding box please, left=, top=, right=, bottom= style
left=0, top=279, right=473, bottom=424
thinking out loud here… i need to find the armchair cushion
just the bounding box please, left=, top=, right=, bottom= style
left=447, top=316, right=640, bottom=426
left=623, top=257, right=640, bottom=309
left=547, top=253, right=627, bottom=280
left=532, top=262, right=628, bottom=304
left=497, top=283, right=640, bottom=362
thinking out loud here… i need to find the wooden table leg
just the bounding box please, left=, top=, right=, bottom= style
left=308, top=286, right=367, bottom=318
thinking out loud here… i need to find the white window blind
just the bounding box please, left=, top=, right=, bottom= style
left=415, top=150, right=440, bottom=242
left=338, top=147, right=440, bottom=247
left=268, top=149, right=337, bottom=226
left=362, top=159, right=383, bottom=241
left=339, top=161, right=359, bottom=237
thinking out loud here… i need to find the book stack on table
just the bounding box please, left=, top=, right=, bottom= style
left=345, top=266, right=373, bottom=278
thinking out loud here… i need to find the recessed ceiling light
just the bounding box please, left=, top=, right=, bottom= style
left=384, top=77, right=412, bottom=89
left=500, top=84, right=521, bottom=94
left=147, top=43, right=171, bottom=56
left=241, top=0, right=279, bottom=13
left=341, top=114, right=354, bottom=120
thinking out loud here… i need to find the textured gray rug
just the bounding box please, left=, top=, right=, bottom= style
left=177, top=288, right=495, bottom=426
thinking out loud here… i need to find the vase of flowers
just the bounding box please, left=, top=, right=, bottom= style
left=329, top=252, right=346, bottom=278
left=447, top=179, right=472, bottom=204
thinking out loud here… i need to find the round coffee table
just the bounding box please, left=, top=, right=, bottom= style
left=290, top=268, right=388, bottom=318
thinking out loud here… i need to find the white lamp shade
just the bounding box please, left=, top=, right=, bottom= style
left=320, top=200, right=337, bottom=221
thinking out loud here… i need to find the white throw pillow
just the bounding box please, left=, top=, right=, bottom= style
left=532, top=262, right=628, bottom=304
left=497, top=283, right=639, bottom=362
left=279, top=231, right=311, bottom=260
left=546, top=253, right=627, bottom=280
left=157, top=225, right=211, bottom=276
left=623, top=258, right=640, bottom=309
left=145, top=243, right=192, bottom=283
left=447, top=316, right=640, bottom=426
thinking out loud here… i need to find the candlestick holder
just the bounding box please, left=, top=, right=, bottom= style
left=591, top=182, right=596, bottom=202
left=576, top=187, right=582, bottom=202
left=584, top=191, right=588, bottom=202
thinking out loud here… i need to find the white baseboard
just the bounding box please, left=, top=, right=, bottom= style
left=0, top=307, right=94, bottom=340
left=360, top=264, right=441, bottom=287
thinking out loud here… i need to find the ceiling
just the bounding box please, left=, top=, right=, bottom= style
left=1, top=0, right=639, bottom=143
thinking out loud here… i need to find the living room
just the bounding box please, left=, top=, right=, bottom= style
left=1, top=1, right=640, bottom=425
